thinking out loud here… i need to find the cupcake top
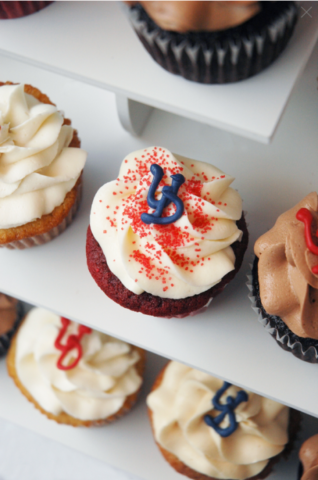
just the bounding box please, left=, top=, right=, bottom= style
left=147, top=361, right=289, bottom=480
left=299, top=434, right=318, bottom=480
left=254, top=192, right=318, bottom=339
left=0, top=83, right=86, bottom=229
left=126, top=1, right=260, bottom=33
left=0, top=293, right=18, bottom=336
left=15, top=308, right=142, bottom=421
left=90, top=146, right=243, bottom=300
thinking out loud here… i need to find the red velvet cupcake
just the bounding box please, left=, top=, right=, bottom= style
left=87, top=147, right=248, bottom=318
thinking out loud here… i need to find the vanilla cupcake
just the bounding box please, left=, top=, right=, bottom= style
left=147, top=361, right=299, bottom=480
left=87, top=146, right=248, bottom=318
left=0, top=83, right=87, bottom=249
left=7, top=308, right=145, bottom=426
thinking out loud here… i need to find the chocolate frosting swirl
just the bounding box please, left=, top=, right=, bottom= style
left=300, top=434, right=318, bottom=480
left=0, top=293, right=18, bottom=336
left=126, top=1, right=260, bottom=33
left=254, top=192, right=318, bottom=339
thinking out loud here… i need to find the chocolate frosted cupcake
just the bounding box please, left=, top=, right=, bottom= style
left=0, top=1, right=53, bottom=19
left=0, top=83, right=86, bottom=249
left=87, top=146, right=248, bottom=318
left=7, top=308, right=146, bottom=427
left=0, top=293, right=23, bottom=357
left=298, top=434, right=318, bottom=480
left=127, top=1, right=298, bottom=84
left=249, top=192, right=318, bottom=363
left=147, top=361, right=300, bottom=480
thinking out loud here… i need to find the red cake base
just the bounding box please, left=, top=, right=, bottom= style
left=86, top=214, right=248, bottom=318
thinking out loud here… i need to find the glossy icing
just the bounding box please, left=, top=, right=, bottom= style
left=204, top=382, right=248, bottom=438
left=90, top=147, right=243, bottom=299
left=15, top=308, right=142, bottom=421
left=296, top=208, right=318, bottom=274
left=54, top=317, right=92, bottom=371
left=147, top=362, right=289, bottom=480
left=0, top=84, right=86, bottom=229
left=140, top=164, right=185, bottom=225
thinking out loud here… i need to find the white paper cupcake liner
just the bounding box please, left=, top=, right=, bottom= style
left=128, top=2, right=298, bottom=84
left=247, top=262, right=318, bottom=363
left=0, top=181, right=82, bottom=250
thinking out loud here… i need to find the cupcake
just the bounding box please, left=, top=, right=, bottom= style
left=7, top=307, right=145, bottom=426
left=0, top=293, right=23, bottom=357
left=0, top=82, right=87, bottom=249
left=86, top=146, right=248, bottom=318
left=0, top=1, right=53, bottom=19
left=147, top=361, right=299, bottom=480
left=298, top=434, right=318, bottom=480
left=250, top=192, right=318, bottom=363
left=126, top=1, right=298, bottom=84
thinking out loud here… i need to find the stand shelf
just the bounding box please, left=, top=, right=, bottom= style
left=0, top=8, right=318, bottom=478
left=1, top=351, right=317, bottom=480
left=0, top=1, right=317, bottom=142
left=1, top=40, right=318, bottom=416
left=1, top=350, right=317, bottom=480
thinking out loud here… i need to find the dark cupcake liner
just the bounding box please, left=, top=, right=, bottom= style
left=298, top=462, right=303, bottom=480
left=0, top=1, right=53, bottom=19
left=0, top=300, right=23, bottom=357
left=128, top=2, right=298, bottom=84
left=247, top=256, right=318, bottom=363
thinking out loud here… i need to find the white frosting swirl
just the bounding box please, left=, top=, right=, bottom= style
left=147, top=362, right=289, bottom=480
left=15, top=308, right=142, bottom=421
left=90, top=147, right=243, bottom=299
left=0, top=84, right=86, bottom=229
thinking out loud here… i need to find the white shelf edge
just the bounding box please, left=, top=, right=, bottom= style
left=1, top=352, right=317, bottom=480
left=0, top=48, right=274, bottom=144
left=0, top=1, right=317, bottom=143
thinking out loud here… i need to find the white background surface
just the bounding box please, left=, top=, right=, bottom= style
left=1, top=411, right=317, bottom=480
left=0, top=418, right=140, bottom=480
left=0, top=3, right=318, bottom=479
left=0, top=1, right=317, bottom=142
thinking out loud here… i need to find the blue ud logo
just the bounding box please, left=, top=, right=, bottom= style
left=204, top=382, right=248, bottom=437
left=141, top=164, right=185, bottom=225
